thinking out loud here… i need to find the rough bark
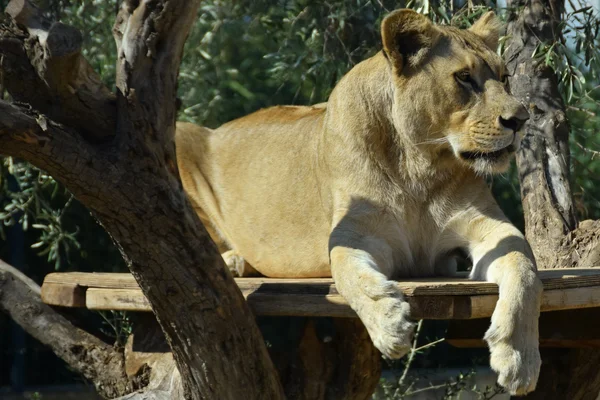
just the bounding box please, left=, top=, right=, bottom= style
left=505, top=0, right=600, bottom=398
left=0, top=259, right=145, bottom=398
left=505, top=0, right=577, bottom=269
left=0, top=1, right=284, bottom=399
left=3, top=0, right=116, bottom=141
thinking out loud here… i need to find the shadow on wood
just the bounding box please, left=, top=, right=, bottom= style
left=447, top=308, right=600, bottom=348
left=125, top=315, right=381, bottom=400
left=267, top=318, right=381, bottom=400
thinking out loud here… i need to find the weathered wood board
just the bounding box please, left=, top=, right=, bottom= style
left=40, top=269, right=600, bottom=320
left=447, top=308, right=600, bottom=348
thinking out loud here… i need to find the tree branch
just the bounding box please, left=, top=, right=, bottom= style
left=0, top=99, right=117, bottom=209
left=113, top=0, right=196, bottom=161
left=1, top=0, right=115, bottom=141
left=0, top=259, right=146, bottom=398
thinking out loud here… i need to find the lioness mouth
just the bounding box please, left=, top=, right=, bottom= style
left=460, top=144, right=515, bottom=162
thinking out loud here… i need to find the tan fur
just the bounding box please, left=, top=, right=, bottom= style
left=176, top=10, right=541, bottom=395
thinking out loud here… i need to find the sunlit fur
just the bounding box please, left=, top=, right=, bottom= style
left=176, top=10, right=540, bottom=396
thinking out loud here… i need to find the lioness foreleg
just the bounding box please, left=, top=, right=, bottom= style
left=329, top=229, right=415, bottom=359
left=461, top=215, right=542, bottom=395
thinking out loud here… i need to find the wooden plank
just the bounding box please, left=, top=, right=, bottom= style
left=44, top=272, right=140, bottom=289
left=42, top=268, right=600, bottom=297
left=446, top=337, right=600, bottom=348
left=86, top=288, right=151, bottom=312
left=541, top=286, right=600, bottom=311
left=465, top=286, right=600, bottom=318
left=83, top=289, right=353, bottom=316
left=41, top=282, right=86, bottom=307
left=40, top=269, right=600, bottom=319
left=247, top=294, right=477, bottom=319
left=447, top=309, right=600, bottom=348
left=246, top=293, right=353, bottom=317
left=82, top=288, right=467, bottom=319
left=86, top=289, right=356, bottom=317
left=62, top=285, right=600, bottom=320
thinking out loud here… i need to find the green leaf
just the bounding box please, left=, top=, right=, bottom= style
left=568, top=78, right=574, bottom=103
left=545, top=43, right=555, bottom=66
left=227, top=81, right=255, bottom=100
left=572, top=6, right=592, bottom=14
left=531, top=43, right=540, bottom=58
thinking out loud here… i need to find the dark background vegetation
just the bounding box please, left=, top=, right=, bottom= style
left=0, top=0, right=598, bottom=397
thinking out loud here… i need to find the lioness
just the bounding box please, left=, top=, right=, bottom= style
left=176, top=9, right=541, bottom=395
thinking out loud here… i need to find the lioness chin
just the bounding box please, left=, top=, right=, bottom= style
left=176, top=9, right=542, bottom=396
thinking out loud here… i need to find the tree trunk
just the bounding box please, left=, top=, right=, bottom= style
left=505, top=0, right=576, bottom=268
left=0, top=1, right=284, bottom=399
left=505, top=0, right=600, bottom=398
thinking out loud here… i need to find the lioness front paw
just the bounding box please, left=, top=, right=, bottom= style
left=359, top=297, right=416, bottom=359
left=485, top=324, right=541, bottom=396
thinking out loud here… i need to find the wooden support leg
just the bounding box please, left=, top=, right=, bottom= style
left=262, top=317, right=382, bottom=400
left=125, top=315, right=381, bottom=400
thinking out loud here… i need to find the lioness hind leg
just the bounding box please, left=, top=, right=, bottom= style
left=221, top=250, right=260, bottom=277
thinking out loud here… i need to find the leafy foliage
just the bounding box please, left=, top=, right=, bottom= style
left=3, top=0, right=596, bottom=270
left=0, top=159, right=80, bottom=270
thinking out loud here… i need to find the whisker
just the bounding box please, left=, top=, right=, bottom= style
left=414, top=136, right=450, bottom=146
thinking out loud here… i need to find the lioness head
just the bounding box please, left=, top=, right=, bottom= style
left=381, top=10, right=528, bottom=174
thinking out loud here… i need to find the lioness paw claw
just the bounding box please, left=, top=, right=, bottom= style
left=361, top=298, right=416, bottom=359
left=485, top=326, right=540, bottom=396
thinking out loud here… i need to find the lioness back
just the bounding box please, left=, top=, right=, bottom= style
left=176, top=105, right=333, bottom=278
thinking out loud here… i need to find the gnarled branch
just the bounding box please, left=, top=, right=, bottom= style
left=2, top=0, right=115, bottom=141
left=0, top=259, right=145, bottom=398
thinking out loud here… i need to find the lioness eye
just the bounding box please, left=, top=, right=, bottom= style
left=454, top=70, right=475, bottom=88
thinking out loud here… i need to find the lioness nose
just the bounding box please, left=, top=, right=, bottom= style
left=498, top=108, right=529, bottom=132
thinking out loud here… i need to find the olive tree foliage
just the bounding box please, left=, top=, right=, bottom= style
left=0, top=0, right=123, bottom=274
left=1, top=0, right=598, bottom=275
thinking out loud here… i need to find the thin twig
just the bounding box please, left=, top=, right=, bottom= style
left=414, top=337, right=445, bottom=353
left=575, top=141, right=600, bottom=160
left=568, top=105, right=597, bottom=117
left=396, top=320, right=424, bottom=395
left=404, top=382, right=451, bottom=396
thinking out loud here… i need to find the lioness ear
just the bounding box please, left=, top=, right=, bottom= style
left=469, top=11, right=503, bottom=50
left=381, top=9, right=439, bottom=73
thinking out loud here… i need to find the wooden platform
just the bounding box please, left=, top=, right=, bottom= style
left=41, top=269, right=600, bottom=320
